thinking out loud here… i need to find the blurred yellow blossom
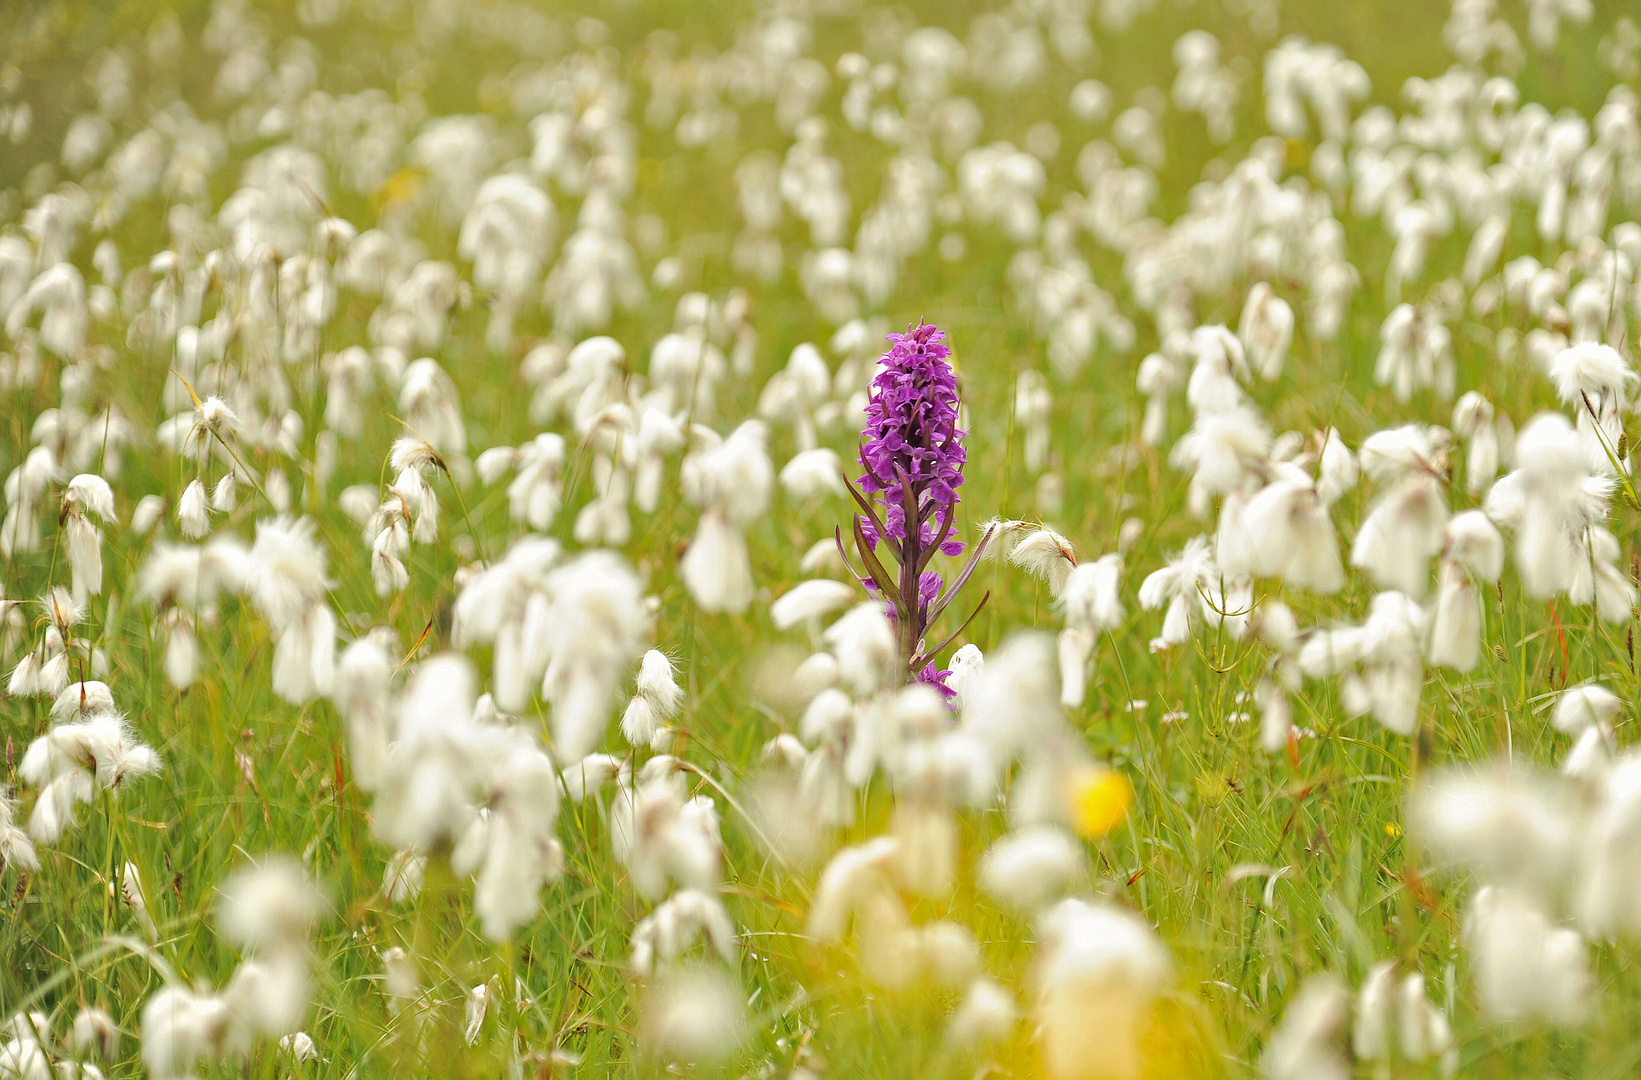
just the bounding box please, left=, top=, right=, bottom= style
left=1071, top=765, right=1134, bottom=838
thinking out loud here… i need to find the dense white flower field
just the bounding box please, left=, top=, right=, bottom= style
left=2, top=0, right=1641, bottom=1076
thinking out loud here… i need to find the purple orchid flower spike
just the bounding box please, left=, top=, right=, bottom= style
left=833, top=321, right=996, bottom=687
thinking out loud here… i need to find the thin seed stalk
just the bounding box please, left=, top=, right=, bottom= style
left=408, top=847, right=464, bottom=1076
left=100, top=788, right=118, bottom=941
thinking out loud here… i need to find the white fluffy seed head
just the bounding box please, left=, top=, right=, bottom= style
left=639, top=967, right=750, bottom=1064
left=1553, top=683, right=1621, bottom=735
left=1058, top=554, right=1123, bottom=633
left=1008, top=527, right=1078, bottom=597
left=215, top=855, right=325, bottom=953
left=634, top=650, right=682, bottom=716
left=947, top=976, right=1019, bottom=1048
left=822, top=602, right=897, bottom=697
left=51, top=680, right=115, bottom=722
left=63, top=474, right=115, bottom=522
left=140, top=986, right=232, bottom=1080
left=131, top=494, right=165, bottom=536
left=70, top=1007, right=118, bottom=1060
left=771, top=579, right=857, bottom=630
left=978, top=825, right=1086, bottom=912
left=622, top=695, right=660, bottom=747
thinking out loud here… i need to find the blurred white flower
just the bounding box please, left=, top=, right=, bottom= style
left=1466, top=885, right=1592, bottom=1026
left=1262, top=975, right=1351, bottom=1080
left=1034, top=898, right=1171, bottom=1080
left=639, top=967, right=749, bottom=1064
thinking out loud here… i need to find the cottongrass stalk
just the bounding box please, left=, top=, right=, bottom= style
left=395, top=847, right=469, bottom=1077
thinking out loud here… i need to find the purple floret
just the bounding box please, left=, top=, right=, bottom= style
left=916, top=660, right=955, bottom=700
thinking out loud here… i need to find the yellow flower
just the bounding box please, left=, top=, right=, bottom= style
left=372, top=169, right=425, bottom=213
left=1070, top=764, right=1134, bottom=838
